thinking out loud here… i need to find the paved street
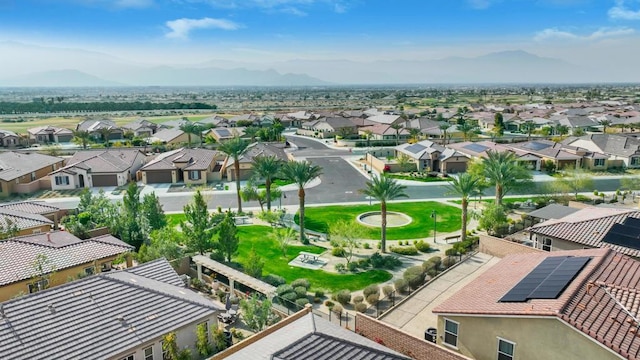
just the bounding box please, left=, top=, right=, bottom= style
left=39, top=135, right=627, bottom=211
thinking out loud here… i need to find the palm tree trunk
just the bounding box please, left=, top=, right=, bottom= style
left=187, top=133, right=192, bottom=148
left=266, top=178, right=272, bottom=211
left=496, top=184, right=503, bottom=206
left=461, top=198, right=468, bottom=242
left=298, top=188, right=306, bottom=244
left=381, top=201, right=387, bottom=253
left=234, top=160, right=242, bottom=213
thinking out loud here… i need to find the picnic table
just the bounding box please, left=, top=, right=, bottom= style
left=299, top=251, right=319, bottom=263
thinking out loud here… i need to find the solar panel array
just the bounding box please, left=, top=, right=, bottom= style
left=521, top=141, right=552, bottom=151
left=217, top=129, right=232, bottom=137
left=499, top=256, right=590, bottom=302
left=463, top=143, right=489, bottom=153
left=405, top=144, right=426, bottom=154
left=602, top=217, right=640, bottom=250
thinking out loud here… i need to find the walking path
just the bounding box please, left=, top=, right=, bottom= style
left=379, top=252, right=500, bottom=339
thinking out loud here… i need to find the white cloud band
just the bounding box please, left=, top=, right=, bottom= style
left=534, top=27, right=635, bottom=42
left=609, top=0, right=640, bottom=20
left=165, top=17, right=240, bottom=39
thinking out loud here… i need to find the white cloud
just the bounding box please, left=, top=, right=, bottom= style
left=609, top=0, right=640, bottom=20
left=165, top=17, right=240, bottom=39
left=534, top=27, right=635, bottom=41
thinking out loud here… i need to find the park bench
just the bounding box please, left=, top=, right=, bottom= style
left=305, top=232, right=327, bottom=242
left=299, top=251, right=320, bottom=263
left=443, top=235, right=461, bottom=243
left=234, top=216, right=252, bottom=225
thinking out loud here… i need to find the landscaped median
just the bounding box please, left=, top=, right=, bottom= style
left=296, top=201, right=461, bottom=240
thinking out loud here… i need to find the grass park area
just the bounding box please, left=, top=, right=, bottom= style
left=297, top=201, right=461, bottom=240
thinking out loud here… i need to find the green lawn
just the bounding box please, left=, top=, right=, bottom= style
left=257, top=179, right=295, bottom=189
left=166, top=213, right=186, bottom=227
left=235, top=226, right=392, bottom=292
left=297, top=201, right=461, bottom=240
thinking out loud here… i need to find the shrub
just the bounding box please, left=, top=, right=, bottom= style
left=394, top=278, right=409, bottom=294
left=390, top=246, right=418, bottom=255
left=291, top=278, right=311, bottom=290
left=355, top=302, right=368, bottom=313
left=280, top=292, right=298, bottom=304
left=442, top=257, right=457, bottom=268
left=357, top=259, right=370, bottom=269
left=363, top=242, right=371, bottom=249
left=382, top=285, right=394, bottom=297
left=363, top=284, right=380, bottom=298
left=335, top=289, right=352, bottom=305
left=332, top=303, right=343, bottom=315
left=263, top=274, right=286, bottom=287
left=294, top=286, right=308, bottom=298
left=366, top=293, right=380, bottom=305
left=276, top=284, right=294, bottom=297
left=414, top=240, right=431, bottom=253
left=347, top=262, right=359, bottom=272
left=314, top=290, right=325, bottom=298
left=295, top=298, right=310, bottom=307
left=353, top=295, right=364, bottom=304
left=334, top=263, right=346, bottom=272
left=325, top=300, right=334, bottom=308
left=313, top=297, right=322, bottom=303
left=332, top=247, right=345, bottom=257
left=403, top=266, right=426, bottom=289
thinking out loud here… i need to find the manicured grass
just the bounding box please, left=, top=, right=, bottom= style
left=297, top=201, right=461, bottom=240
left=235, top=226, right=392, bottom=292
left=257, top=179, right=295, bottom=189
left=166, top=213, right=186, bottom=227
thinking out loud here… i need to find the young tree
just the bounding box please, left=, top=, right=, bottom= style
left=280, top=160, right=323, bottom=244
left=396, top=153, right=414, bottom=172
left=362, top=129, right=373, bottom=148
left=493, top=112, right=505, bottom=137
left=72, top=130, right=92, bottom=149
left=142, top=192, right=167, bottom=230
left=181, top=190, right=215, bottom=255
left=195, top=322, right=213, bottom=357
left=120, top=182, right=146, bottom=250
left=240, top=294, right=273, bottom=332
left=214, top=212, right=239, bottom=262
left=359, top=174, right=408, bottom=253
left=556, top=168, right=594, bottom=200
left=137, top=228, right=185, bottom=263
left=270, top=227, right=297, bottom=257
left=162, top=332, right=192, bottom=360
left=218, top=136, right=251, bottom=213
left=252, top=155, right=283, bottom=211
left=445, top=173, right=482, bottom=242
left=478, top=204, right=508, bottom=236
left=329, top=220, right=366, bottom=267
left=243, top=247, right=264, bottom=278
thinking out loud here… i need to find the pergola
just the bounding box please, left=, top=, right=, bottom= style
left=192, top=255, right=277, bottom=298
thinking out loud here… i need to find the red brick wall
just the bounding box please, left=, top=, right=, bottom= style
left=479, top=234, right=543, bottom=258
left=355, top=314, right=470, bottom=360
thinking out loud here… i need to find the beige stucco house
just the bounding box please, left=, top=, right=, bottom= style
left=140, top=148, right=224, bottom=184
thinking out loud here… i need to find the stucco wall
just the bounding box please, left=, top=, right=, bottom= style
left=478, top=234, right=543, bottom=258
left=532, top=234, right=588, bottom=252
left=436, top=315, right=620, bottom=360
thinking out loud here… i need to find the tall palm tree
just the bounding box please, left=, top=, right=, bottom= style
left=96, top=127, right=114, bottom=147
left=72, top=130, right=93, bottom=149
left=359, top=174, right=408, bottom=253
left=219, top=136, right=251, bottom=213
left=252, top=155, right=283, bottom=211
left=390, top=123, right=403, bottom=145
left=521, top=120, right=536, bottom=141
left=480, top=151, right=532, bottom=206
left=598, top=119, right=612, bottom=134
left=280, top=160, right=322, bottom=244
left=439, top=123, right=450, bottom=145
left=363, top=130, right=373, bottom=148
left=554, top=124, right=569, bottom=139
left=445, top=173, right=482, bottom=242
left=179, top=120, right=196, bottom=148
left=457, top=122, right=479, bottom=142
left=408, top=128, right=421, bottom=143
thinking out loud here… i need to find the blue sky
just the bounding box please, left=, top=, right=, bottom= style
left=1, top=0, right=639, bottom=66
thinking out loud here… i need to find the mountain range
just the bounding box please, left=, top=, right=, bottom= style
left=0, top=42, right=628, bottom=87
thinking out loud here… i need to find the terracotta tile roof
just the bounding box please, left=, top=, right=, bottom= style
left=0, top=151, right=63, bottom=181
left=0, top=207, right=53, bottom=230
left=0, top=231, right=133, bottom=286
left=433, top=248, right=610, bottom=317
left=141, top=148, right=220, bottom=171
left=529, top=207, right=640, bottom=257
left=0, top=201, right=59, bottom=215
left=56, top=149, right=143, bottom=174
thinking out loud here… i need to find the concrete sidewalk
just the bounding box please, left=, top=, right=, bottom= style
left=379, top=252, right=499, bottom=339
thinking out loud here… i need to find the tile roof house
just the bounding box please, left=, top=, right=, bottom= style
left=27, top=125, right=74, bottom=144
left=298, top=116, right=357, bottom=139
left=76, top=118, right=124, bottom=141
left=0, top=151, right=64, bottom=197
left=433, top=248, right=640, bottom=360
left=0, top=230, right=133, bottom=301
left=49, top=149, right=146, bottom=189
left=214, top=308, right=411, bottom=360
left=366, top=114, right=405, bottom=126
left=506, top=139, right=610, bottom=170
left=121, top=118, right=165, bottom=137
left=0, top=201, right=62, bottom=228
left=395, top=140, right=469, bottom=174
left=222, top=142, right=289, bottom=181
left=140, top=148, right=224, bottom=185
left=150, top=127, right=200, bottom=147
left=358, top=123, right=410, bottom=142
left=0, top=258, right=221, bottom=360
left=204, top=127, right=245, bottom=142
left=447, top=140, right=543, bottom=170
left=0, top=129, right=19, bottom=148
left=565, top=134, right=640, bottom=168
left=0, top=205, right=54, bottom=236
left=527, top=207, right=640, bottom=258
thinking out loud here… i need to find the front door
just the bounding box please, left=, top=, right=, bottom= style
left=78, top=174, right=85, bottom=188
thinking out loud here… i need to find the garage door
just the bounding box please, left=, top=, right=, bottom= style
left=145, top=171, right=173, bottom=184
left=92, top=174, right=118, bottom=187
left=446, top=162, right=467, bottom=174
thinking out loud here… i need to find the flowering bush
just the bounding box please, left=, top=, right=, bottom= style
left=383, top=165, right=391, bottom=173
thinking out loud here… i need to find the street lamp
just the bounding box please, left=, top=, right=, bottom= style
left=431, top=210, right=437, bottom=243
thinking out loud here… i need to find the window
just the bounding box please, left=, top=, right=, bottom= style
left=190, top=171, right=200, bottom=180
left=31, top=172, right=36, bottom=181
left=120, top=355, right=134, bottom=360
left=84, top=266, right=95, bottom=275
left=497, top=338, right=515, bottom=360
left=631, top=157, right=640, bottom=166
left=162, top=341, right=170, bottom=360
left=28, top=279, right=49, bottom=293
left=55, top=176, right=70, bottom=186
left=542, top=238, right=552, bottom=252
left=143, top=346, right=153, bottom=360
left=443, top=318, right=459, bottom=348
left=594, top=159, right=605, bottom=167
left=101, top=262, right=112, bottom=272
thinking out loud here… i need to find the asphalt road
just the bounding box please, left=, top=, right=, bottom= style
left=43, top=135, right=626, bottom=211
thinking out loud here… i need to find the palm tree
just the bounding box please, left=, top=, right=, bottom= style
left=480, top=150, right=532, bottom=206
left=554, top=124, right=569, bottom=139
left=359, top=174, right=408, bottom=253
left=179, top=120, right=196, bottom=148
left=219, top=136, right=251, bottom=213
left=96, top=127, right=113, bottom=147
left=280, top=160, right=322, bottom=244
left=363, top=129, right=373, bottom=148
left=457, top=122, right=479, bottom=142
left=445, top=173, right=482, bottom=242
left=439, top=123, right=450, bottom=145
left=598, top=119, right=612, bottom=134
left=408, top=128, right=421, bottom=143
left=252, top=155, right=283, bottom=211
left=521, top=120, right=536, bottom=141
left=390, top=123, right=403, bottom=145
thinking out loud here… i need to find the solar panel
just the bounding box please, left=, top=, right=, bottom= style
left=521, top=141, right=552, bottom=151
left=499, top=256, right=567, bottom=302
left=217, top=129, right=231, bottom=137
left=528, top=257, right=590, bottom=299
left=463, top=143, right=489, bottom=153
left=623, top=217, right=640, bottom=230
left=405, top=144, right=426, bottom=154
left=602, top=223, right=640, bottom=250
